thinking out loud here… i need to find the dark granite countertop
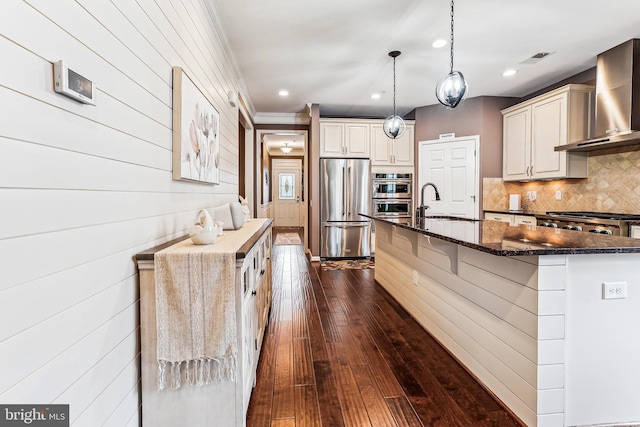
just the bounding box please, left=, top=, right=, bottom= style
left=485, top=209, right=640, bottom=227
left=365, top=214, right=640, bottom=256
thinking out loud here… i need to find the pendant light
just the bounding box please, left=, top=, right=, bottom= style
left=280, top=142, right=292, bottom=154
left=435, top=0, right=468, bottom=109
left=383, top=50, right=406, bottom=139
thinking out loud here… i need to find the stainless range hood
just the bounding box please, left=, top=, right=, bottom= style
left=556, top=39, right=640, bottom=152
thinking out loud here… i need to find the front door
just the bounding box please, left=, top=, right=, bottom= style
left=272, top=159, right=302, bottom=227
left=418, top=136, right=479, bottom=219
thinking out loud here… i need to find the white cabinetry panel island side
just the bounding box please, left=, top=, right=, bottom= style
left=367, top=215, right=640, bottom=427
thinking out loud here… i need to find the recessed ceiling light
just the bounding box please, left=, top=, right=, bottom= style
left=278, top=90, right=289, bottom=97
left=371, top=93, right=381, bottom=100
left=432, top=39, right=447, bottom=48
left=502, top=69, right=518, bottom=77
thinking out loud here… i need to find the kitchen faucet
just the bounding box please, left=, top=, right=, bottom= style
left=417, top=182, right=441, bottom=218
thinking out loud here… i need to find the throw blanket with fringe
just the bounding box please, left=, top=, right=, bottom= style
left=154, top=239, right=237, bottom=390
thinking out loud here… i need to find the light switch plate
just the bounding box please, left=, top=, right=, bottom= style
left=555, top=190, right=562, bottom=200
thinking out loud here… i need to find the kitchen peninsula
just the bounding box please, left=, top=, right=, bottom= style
left=366, top=215, right=640, bottom=427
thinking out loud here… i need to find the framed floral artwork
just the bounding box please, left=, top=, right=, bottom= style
left=172, top=67, right=220, bottom=184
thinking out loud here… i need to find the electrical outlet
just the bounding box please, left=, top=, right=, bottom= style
left=602, top=282, right=627, bottom=299
left=555, top=190, right=562, bottom=200
left=530, top=191, right=537, bottom=201
left=413, top=270, right=419, bottom=286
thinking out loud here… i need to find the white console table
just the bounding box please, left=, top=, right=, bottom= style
left=135, top=218, right=272, bottom=427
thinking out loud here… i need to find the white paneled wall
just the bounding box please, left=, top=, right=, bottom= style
left=0, top=0, right=242, bottom=425
left=374, top=222, right=567, bottom=426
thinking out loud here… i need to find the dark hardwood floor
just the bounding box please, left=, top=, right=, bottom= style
left=247, top=234, right=522, bottom=426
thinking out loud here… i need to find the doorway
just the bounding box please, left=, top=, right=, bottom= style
left=272, top=158, right=304, bottom=228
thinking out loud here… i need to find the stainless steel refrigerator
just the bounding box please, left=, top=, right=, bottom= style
left=320, top=158, right=371, bottom=258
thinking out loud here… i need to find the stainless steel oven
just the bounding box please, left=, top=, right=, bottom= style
left=372, top=173, right=412, bottom=199
left=373, top=199, right=412, bottom=224
left=372, top=173, right=413, bottom=224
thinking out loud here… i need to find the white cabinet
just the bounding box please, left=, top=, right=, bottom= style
left=485, top=212, right=536, bottom=226
left=484, top=212, right=512, bottom=223
left=136, top=219, right=273, bottom=427
left=371, top=123, right=414, bottom=166
left=319, top=119, right=369, bottom=157
left=513, top=215, right=536, bottom=226
left=241, top=254, right=257, bottom=403
left=502, top=84, right=593, bottom=181
left=240, top=229, right=272, bottom=412
left=631, top=225, right=640, bottom=238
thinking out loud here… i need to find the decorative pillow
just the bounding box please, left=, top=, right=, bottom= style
left=210, top=202, right=245, bottom=230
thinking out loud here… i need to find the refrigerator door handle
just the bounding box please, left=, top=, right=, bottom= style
left=323, top=222, right=370, bottom=228
left=342, top=166, right=347, bottom=217
left=347, top=166, right=351, bottom=216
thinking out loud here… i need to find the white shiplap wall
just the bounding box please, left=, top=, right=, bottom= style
left=373, top=222, right=567, bottom=426
left=0, top=0, right=243, bottom=425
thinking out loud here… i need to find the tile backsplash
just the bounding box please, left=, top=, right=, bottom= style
left=483, top=146, right=640, bottom=214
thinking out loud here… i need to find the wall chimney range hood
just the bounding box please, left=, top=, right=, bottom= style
left=556, top=39, right=640, bottom=152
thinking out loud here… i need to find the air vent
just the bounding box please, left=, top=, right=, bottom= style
left=520, top=52, right=555, bottom=65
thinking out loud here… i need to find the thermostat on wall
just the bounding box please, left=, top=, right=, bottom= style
left=53, top=60, right=96, bottom=105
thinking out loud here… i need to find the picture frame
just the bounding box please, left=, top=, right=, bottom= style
left=172, top=66, right=220, bottom=184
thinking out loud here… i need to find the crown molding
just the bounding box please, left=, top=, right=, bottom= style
left=253, top=112, right=311, bottom=125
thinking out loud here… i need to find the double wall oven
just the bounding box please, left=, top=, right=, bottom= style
left=372, top=173, right=412, bottom=225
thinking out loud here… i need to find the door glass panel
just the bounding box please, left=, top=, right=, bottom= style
left=279, top=173, right=295, bottom=199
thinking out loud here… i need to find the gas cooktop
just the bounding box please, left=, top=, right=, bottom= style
left=545, top=211, right=640, bottom=221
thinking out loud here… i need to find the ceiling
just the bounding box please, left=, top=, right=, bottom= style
left=213, top=0, right=640, bottom=150
left=262, top=132, right=306, bottom=156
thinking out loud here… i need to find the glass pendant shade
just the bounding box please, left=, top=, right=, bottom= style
left=435, top=71, right=468, bottom=109
left=384, top=50, right=405, bottom=139
left=383, top=115, right=406, bottom=139
left=435, top=0, right=468, bottom=109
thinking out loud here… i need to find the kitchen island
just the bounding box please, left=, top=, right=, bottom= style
left=366, top=215, right=640, bottom=427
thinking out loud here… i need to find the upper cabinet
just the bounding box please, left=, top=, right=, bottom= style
left=370, top=123, right=415, bottom=166
left=319, top=118, right=415, bottom=166
left=319, top=119, right=370, bottom=157
left=502, top=84, right=593, bottom=181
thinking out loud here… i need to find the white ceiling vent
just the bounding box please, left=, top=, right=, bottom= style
left=520, top=52, right=555, bottom=65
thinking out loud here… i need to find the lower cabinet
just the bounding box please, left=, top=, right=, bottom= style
left=136, top=219, right=272, bottom=427
left=485, top=211, right=536, bottom=226
left=240, top=229, right=272, bottom=411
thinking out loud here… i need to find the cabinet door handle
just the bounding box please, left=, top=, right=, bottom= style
left=260, top=269, right=265, bottom=276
